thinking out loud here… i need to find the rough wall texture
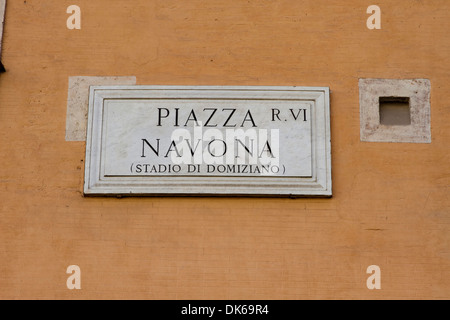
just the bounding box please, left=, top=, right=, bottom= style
left=0, top=0, right=449, bottom=299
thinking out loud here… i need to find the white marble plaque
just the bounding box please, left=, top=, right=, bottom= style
left=84, top=86, right=331, bottom=196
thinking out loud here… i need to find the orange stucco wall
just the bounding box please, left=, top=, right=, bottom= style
left=0, top=0, right=449, bottom=299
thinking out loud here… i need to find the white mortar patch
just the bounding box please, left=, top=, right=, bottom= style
left=65, top=76, right=136, bottom=141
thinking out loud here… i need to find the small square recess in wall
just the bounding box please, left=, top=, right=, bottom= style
left=359, top=79, right=431, bottom=143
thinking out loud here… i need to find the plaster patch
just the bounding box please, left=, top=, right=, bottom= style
left=65, top=76, right=136, bottom=141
